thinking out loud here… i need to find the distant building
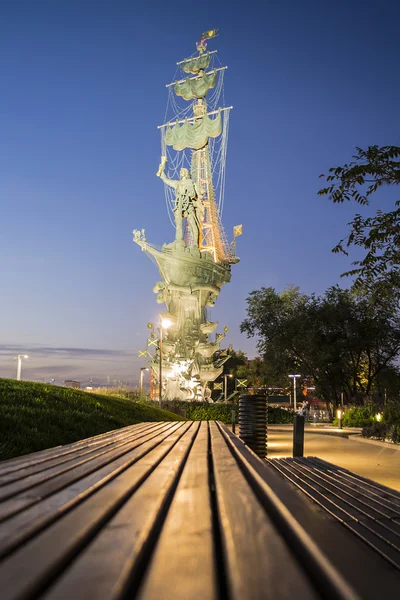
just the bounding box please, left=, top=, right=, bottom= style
left=64, top=380, right=80, bottom=389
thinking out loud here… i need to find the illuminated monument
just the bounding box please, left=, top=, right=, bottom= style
left=133, top=30, right=241, bottom=401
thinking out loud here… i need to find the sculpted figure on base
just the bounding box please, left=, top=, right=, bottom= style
left=157, top=157, right=203, bottom=247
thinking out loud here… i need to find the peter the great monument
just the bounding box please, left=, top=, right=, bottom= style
left=133, top=30, right=241, bottom=401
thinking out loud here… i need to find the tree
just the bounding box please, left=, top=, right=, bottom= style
left=318, top=145, right=400, bottom=287
left=212, top=349, right=275, bottom=397
left=240, top=284, right=400, bottom=408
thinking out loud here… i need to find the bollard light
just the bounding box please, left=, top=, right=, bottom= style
left=159, top=317, right=172, bottom=408
left=337, top=409, right=343, bottom=429
left=376, top=412, right=382, bottom=422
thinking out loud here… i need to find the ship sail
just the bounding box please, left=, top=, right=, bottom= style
left=165, top=110, right=222, bottom=151
left=182, top=52, right=210, bottom=74
left=174, top=70, right=217, bottom=100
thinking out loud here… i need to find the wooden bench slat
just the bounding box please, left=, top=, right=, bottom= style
left=209, top=422, right=318, bottom=600
left=1, top=421, right=399, bottom=600
left=0, top=422, right=194, bottom=600
left=0, top=423, right=167, bottom=501
left=216, top=423, right=360, bottom=600
left=306, top=457, right=400, bottom=507
left=282, top=459, right=400, bottom=520
left=0, top=422, right=180, bottom=523
left=136, top=421, right=217, bottom=600
left=0, top=423, right=149, bottom=476
left=345, top=521, right=400, bottom=568
left=0, top=424, right=185, bottom=559
left=39, top=422, right=201, bottom=600
left=295, top=459, right=400, bottom=516
left=0, top=423, right=162, bottom=485
left=269, top=457, right=400, bottom=572
left=269, top=459, right=362, bottom=521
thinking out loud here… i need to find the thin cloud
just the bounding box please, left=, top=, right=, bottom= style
left=0, top=344, right=134, bottom=360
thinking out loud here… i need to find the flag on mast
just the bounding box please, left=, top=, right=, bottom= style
left=233, top=224, right=243, bottom=238
left=201, top=29, right=219, bottom=41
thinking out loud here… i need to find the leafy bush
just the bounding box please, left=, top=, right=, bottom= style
left=334, top=406, right=376, bottom=427
left=268, top=406, right=295, bottom=424
left=362, top=422, right=388, bottom=440
left=0, top=378, right=184, bottom=460
left=383, top=401, right=400, bottom=425
left=362, top=422, right=400, bottom=443
left=361, top=401, right=400, bottom=443
left=158, top=400, right=294, bottom=425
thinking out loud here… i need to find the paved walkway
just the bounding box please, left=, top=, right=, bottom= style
left=270, top=423, right=362, bottom=437
left=266, top=427, right=400, bottom=491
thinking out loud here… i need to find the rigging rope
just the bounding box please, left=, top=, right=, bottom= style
left=160, top=51, right=230, bottom=246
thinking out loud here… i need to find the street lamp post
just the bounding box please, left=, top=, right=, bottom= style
left=140, top=367, right=149, bottom=396
left=288, top=374, right=301, bottom=412
left=159, top=318, right=172, bottom=408
left=224, top=374, right=233, bottom=403
left=14, top=354, right=28, bottom=381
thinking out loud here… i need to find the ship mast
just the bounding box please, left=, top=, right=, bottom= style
left=189, top=36, right=230, bottom=263
left=160, top=29, right=235, bottom=264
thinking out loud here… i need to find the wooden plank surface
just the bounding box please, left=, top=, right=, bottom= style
left=40, top=422, right=202, bottom=600
left=0, top=423, right=180, bottom=558
left=0, top=423, right=166, bottom=501
left=0, top=421, right=399, bottom=600
left=0, top=423, right=152, bottom=482
left=268, top=457, right=400, bottom=572
left=137, top=421, right=217, bottom=600
left=0, top=422, right=191, bottom=600
left=209, top=422, right=318, bottom=600
left=0, top=422, right=175, bottom=523
left=0, top=423, right=149, bottom=476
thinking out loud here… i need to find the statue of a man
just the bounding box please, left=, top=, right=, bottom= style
left=157, top=157, right=203, bottom=247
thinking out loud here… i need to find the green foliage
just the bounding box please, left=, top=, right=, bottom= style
left=361, top=400, right=400, bottom=443
left=241, top=284, right=400, bottom=406
left=382, top=401, right=400, bottom=424
left=0, top=378, right=184, bottom=460
left=319, top=145, right=400, bottom=287
left=268, top=406, right=295, bottom=424
left=362, top=422, right=400, bottom=444
left=159, top=400, right=294, bottom=424
left=335, top=406, right=376, bottom=427
left=334, top=400, right=400, bottom=443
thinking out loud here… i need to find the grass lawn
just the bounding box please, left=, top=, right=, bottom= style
left=0, top=378, right=185, bottom=461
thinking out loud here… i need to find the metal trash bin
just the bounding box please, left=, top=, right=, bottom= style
left=239, top=394, right=267, bottom=458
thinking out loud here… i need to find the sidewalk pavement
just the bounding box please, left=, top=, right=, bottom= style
left=268, top=424, right=362, bottom=438
left=228, top=423, right=400, bottom=490
left=267, top=427, right=400, bottom=491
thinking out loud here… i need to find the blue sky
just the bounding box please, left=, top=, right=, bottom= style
left=1, top=0, right=399, bottom=385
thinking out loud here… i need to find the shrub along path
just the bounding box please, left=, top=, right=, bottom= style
left=0, top=379, right=184, bottom=461
left=159, top=400, right=294, bottom=424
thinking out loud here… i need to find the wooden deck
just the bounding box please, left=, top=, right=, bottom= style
left=0, top=421, right=399, bottom=599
